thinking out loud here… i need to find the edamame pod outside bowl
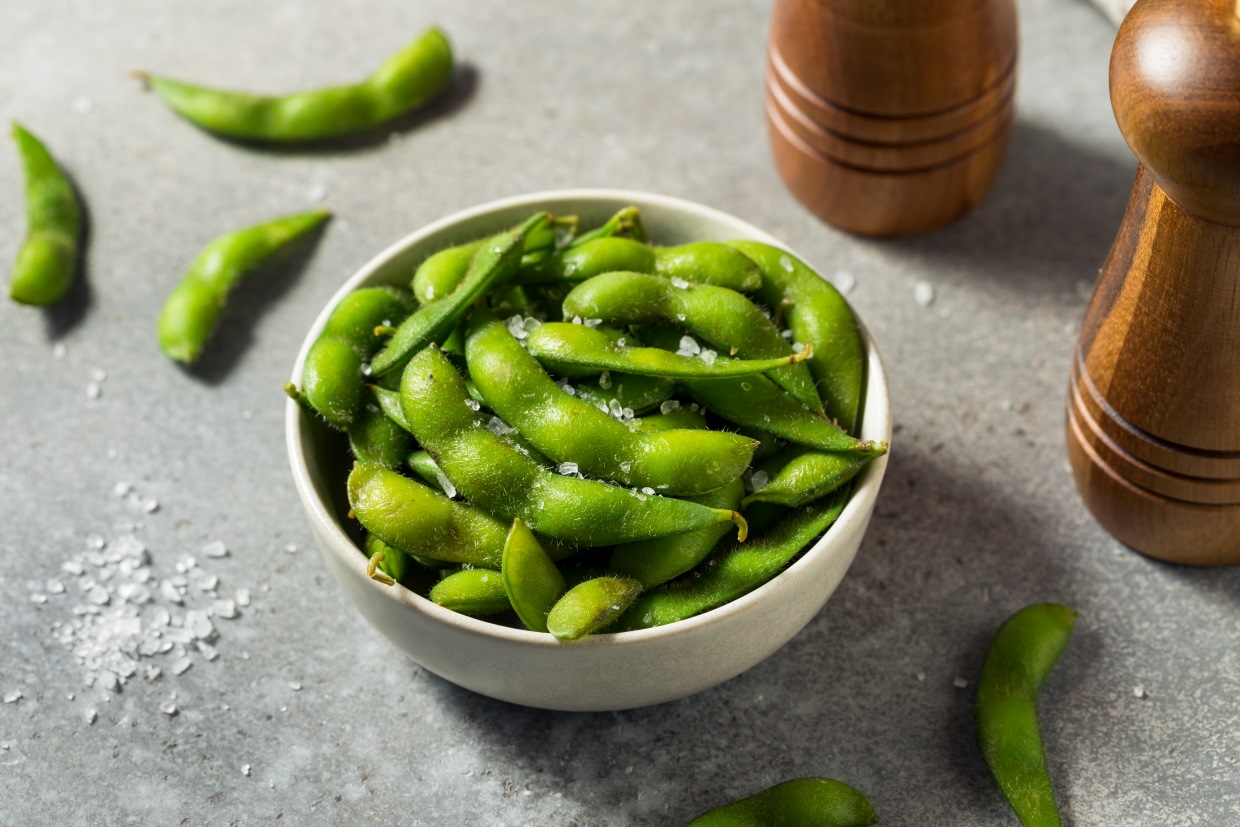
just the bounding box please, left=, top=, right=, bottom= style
left=286, top=190, right=891, bottom=711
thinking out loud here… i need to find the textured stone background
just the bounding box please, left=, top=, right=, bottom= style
left=2, top=1, right=1236, bottom=825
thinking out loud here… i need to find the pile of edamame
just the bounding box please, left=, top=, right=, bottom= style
left=289, top=206, right=887, bottom=641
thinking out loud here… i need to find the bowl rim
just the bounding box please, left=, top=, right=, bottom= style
left=286, top=188, right=891, bottom=652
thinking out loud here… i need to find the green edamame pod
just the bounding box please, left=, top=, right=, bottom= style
left=405, top=448, right=445, bottom=490
left=301, top=287, right=415, bottom=427
left=9, top=122, right=81, bottom=306
left=977, top=603, right=1078, bottom=827
left=744, top=447, right=875, bottom=509
left=371, top=212, right=549, bottom=376
left=429, top=568, right=511, bottom=616
left=346, top=462, right=508, bottom=569
left=465, top=309, right=757, bottom=497
left=616, top=489, right=847, bottom=631
left=364, top=533, right=410, bottom=584
left=526, top=322, right=810, bottom=379
left=519, top=238, right=762, bottom=293
left=561, top=271, right=821, bottom=413
left=729, top=241, right=865, bottom=434
left=141, top=28, right=453, bottom=143
left=501, top=519, right=567, bottom=633
left=686, top=777, right=878, bottom=827
left=546, top=575, right=643, bottom=641
left=348, top=403, right=414, bottom=469
left=159, top=208, right=329, bottom=364
left=570, top=371, right=676, bottom=416
left=399, top=344, right=747, bottom=545
left=682, top=371, right=882, bottom=458
left=611, top=477, right=745, bottom=589
left=633, top=404, right=708, bottom=432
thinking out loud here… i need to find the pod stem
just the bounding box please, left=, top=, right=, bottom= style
left=366, top=549, right=396, bottom=586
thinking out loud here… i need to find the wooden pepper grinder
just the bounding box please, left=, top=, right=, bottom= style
left=1067, top=0, right=1240, bottom=566
left=764, top=0, right=1018, bottom=236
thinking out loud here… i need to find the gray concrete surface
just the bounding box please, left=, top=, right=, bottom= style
left=2, top=1, right=1236, bottom=824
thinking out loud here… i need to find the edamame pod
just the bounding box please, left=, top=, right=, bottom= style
left=519, top=237, right=763, bottom=293
left=610, top=477, right=745, bottom=589
left=616, top=489, right=847, bottom=631
left=501, top=519, right=567, bottom=633
left=429, top=568, right=511, bottom=616
left=570, top=371, right=676, bottom=417
left=686, top=777, right=878, bottom=827
left=683, top=372, right=883, bottom=458
left=399, top=344, right=747, bottom=545
left=301, top=287, right=415, bottom=427
left=728, top=241, right=865, bottom=434
left=141, top=28, right=453, bottom=143
left=159, top=208, right=330, bottom=364
left=370, top=212, right=549, bottom=376
left=977, top=603, right=1078, bottom=827
left=9, top=122, right=81, bottom=306
left=348, top=402, right=414, bottom=469
left=546, top=575, right=643, bottom=641
left=346, top=463, right=508, bottom=569
left=744, top=447, right=875, bottom=508
left=526, top=321, right=810, bottom=379
left=633, top=404, right=708, bottom=432
left=465, top=309, right=757, bottom=497
left=561, top=271, right=821, bottom=412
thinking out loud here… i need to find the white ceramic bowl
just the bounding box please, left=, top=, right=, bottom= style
left=286, top=190, right=891, bottom=711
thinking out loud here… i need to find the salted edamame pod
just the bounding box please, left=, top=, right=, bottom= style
left=501, top=519, right=567, bottom=633
left=728, top=241, right=865, bottom=434
left=346, top=462, right=508, bottom=569
left=159, top=208, right=329, bottom=364
left=9, top=123, right=82, bottom=306
left=519, top=237, right=762, bottom=293
left=686, top=777, right=878, bottom=827
left=399, top=344, right=747, bottom=545
left=546, top=575, right=643, bottom=641
left=370, top=212, right=549, bottom=376
left=744, top=447, right=876, bottom=508
left=465, top=309, right=757, bottom=497
left=526, top=322, right=810, bottom=379
left=429, top=569, right=511, bottom=616
left=347, top=401, right=414, bottom=469
left=977, top=603, right=1078, bottom=827
left=140, top=28, right=453, bottom=144
left=561, top=271, right=821, bottom=413
left=615, top=488, right=848, bottom=631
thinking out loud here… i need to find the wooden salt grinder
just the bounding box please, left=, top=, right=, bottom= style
left=764, top=0, right=1018, bottom=236
left=1067, top=0, right=1240, bottom=566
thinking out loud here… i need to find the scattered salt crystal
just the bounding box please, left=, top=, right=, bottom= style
left=750, top=471, right=769, bottom=492
left=196, top=641, right=219, bottom=661
left=90, top=368, right=107, bottom=383
left=159, top=581, right=183, bottom=605
left=87, top=585, right=110, bottom=605
left=616, top=337, right=626, bottom=347
left=913, top=281, right=935, bottom=307
left=571, top=315, right=583, bottom=325
left=289, top=682, right=302, bottom=691
left=557, top=462, right=579, bottom=476
left=283, top=543, right=298, bottom=554
left=619, top=461, right=632, bottom=473
left=1133, top=685, right=1147, bottom=699
left=84, top=707, right=98, bottom=724
left=700, top=349, right=717, bottom=365
left=3, top=690, right=22, bottom=704
left=151, top=606, right=171, bottom=627
left=112, top=482, right=131, bottom=498
left=307, top=182, right=329, bottom=203
left=522, top=317, right=541, bottom=334
left=62, top=560, right=85, bottom=576
left=197, top=574, right=218, bottom=592
left=677, top=336, right=700, bottom=356
left=953, top=677, right=969, bottom=689
left=73, top=96, right=94, bottom=114
left=641, top=487, right=656, bottom=496
left=792, top=342, right=807, bottom=354
left=30, top=593, right=48, bottom=604
left=171, top=658, right=192, bottom=676
left=242, top=765, right=252, bottom=777
left=435, top=470, right=457, bottom=499
left=608, top=399, right=624, bottom=418
left=235, top=589, right=251, bottom=607
left=53, top=343, right=68, bottom=359
left=779, top=255, right=794, bottom=273
left=835, top=270, right=857, bottom=293
left=486, top=416, right=516, bottom=436
left=145, top=666, right=162, bottom=682
left=212, top=599, right=238, bottom=619
left=100, top=671, right=119, bottom=692
left=86, top=382, right=101, bottom=399
left=201, top=541, right=228, bottom=559
left=916, top=671, right=926, bottom=682
left=623, top=407, right=635, bottom=419
left=659, top=400, right=680, bottom=414
left=506, top=315, right=529, bottom=339
left=160, top=702, right=178, bottom=717
left=558, top=381, right=576, bottom=397
left=670, top=277, right=690, bottom=289
left=584, top=318, right=602, bottom=328
left=186, top=611, right=215, bottom=640
left=599, top=371, right=612, bottom=390
left=142, top=498, right=159, bottom=514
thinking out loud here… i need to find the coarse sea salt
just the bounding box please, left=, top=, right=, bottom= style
left=913, top=281, right=935, bottom=307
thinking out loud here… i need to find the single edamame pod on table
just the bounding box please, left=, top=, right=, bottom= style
left=139, top=27, right=453, bottom=143
left=399, top=344, right=748, bottom=545
left=976, top=603, right=1078, bottom=827
left=501, top=519, right=566, bottom=633
left=346, top=462, right=508, bottom=569
left=465, top=309, right=757, bottom=497
left=370, top=212, right=549, bottom=376
left=686, top=777, right=878, bottom=827
left=518, top=237, right=763, bottom=293
left=615, top=487, right=848, bottom=631
left=728, top=241, right=866, bottom=434
left=159, top=208, right=329, bottom=364
left=546, top=575, right=643, bottom=641
left=300, top=287, right=415, bottom=427
left=9, top=122, right=82, bottom=306
left=525, top=321, right=811, bottom=379
left=561, top=271, right=822, bottom=413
